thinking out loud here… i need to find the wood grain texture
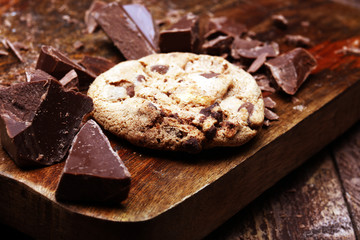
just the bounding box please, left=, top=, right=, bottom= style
left=332, top=123, right=360, bottom=239
left=205, top=145, right=357, bottom=240
left=0, top=0, right=360, bottom=239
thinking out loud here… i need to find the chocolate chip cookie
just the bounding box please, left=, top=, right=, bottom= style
left=88, top=52, right=264, bottom=153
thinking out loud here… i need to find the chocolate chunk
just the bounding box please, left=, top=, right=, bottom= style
left=94, top=2, right=158, bottom=60
left=35, top=45, right=97, bottom=90
left=84, top=1, right=107, bottom=34
left=204, top=17, right=247, bottom=39
left=78, top=55, right=115, bottom=76
left=59, top=70, right=79, bottom=91
left=0, top=80, right=93, bottom=168
left=150, top=65, right=169, bottom=74
left=123, top=4, right=159, bottom=50
left=136, top=74, right=146, bottom=82
left=5, top=39, right=24, bottom=62
left=271, top=14, right=288, bottom=29
left=205, top=125, right=217, bottom=140
left=253, top=74, right=277, bottom=93
left=200, top=102, right=219, bottom=117
left=285, top=34, right=312, bottom=48
left=264, top=108, right=279, bottom=120
left=159, top=13, right=199, bottom=53
left=26, top=69, right=58, bottom=82
left=247, top=52, right=268, bottom=73
left=265, top=48, right=317, bottom=95
left=202, top=35, right=234, bottom=56
left=231, top=38, right=279, bottom=59
left=126, top=85, right=135, bottom=97
left=263, top=97, right=276, bottom=109
left=200, top=72, right=220, bottom=78
left=238, top=102, right=254, bottom=125
left=55, top=120, right=131, bottom=203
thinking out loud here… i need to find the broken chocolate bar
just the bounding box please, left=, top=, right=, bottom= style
left=55, top=119, right=131, bottom=203
left=265, top=48, right=317, bottom=95
left=35, top=45, right=96, bottom=90
left=159, top=13, right=199, bottom=53
left=78, top=55, right=115, bottom=76
left=94, top=2, right=158, bottom=59
left=0, top=80, right=93, bottom=168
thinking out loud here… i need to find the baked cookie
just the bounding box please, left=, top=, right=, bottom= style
left=88, top=52, right=264, bottom=153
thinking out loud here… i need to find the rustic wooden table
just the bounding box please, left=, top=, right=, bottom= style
left=0, top=121, right=359, bottom=239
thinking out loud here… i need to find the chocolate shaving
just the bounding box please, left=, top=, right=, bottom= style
left=84, top=1, right=107, bottom=34
left=231, top=37, right=279, bottom=59
left=263, top=97, right=276, bottom=109
left=59, top=70, right=79, bottom=91
left=26, top=69, right=57, bottom=82
left=247, top=52, right=268, bottom=73
left=6, top=39, right=24, bottom=62
left=285, top=34, right=312, bottom=48
left=0, top=50, right=8, bottom=56
left=264, top=108, right=279, bottom=121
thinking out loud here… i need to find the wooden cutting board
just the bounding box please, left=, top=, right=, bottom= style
left=0, top=0, right=360, bottom=239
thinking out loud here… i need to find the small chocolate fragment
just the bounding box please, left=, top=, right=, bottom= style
left=5, top=39, right=24, bottom=62
left=73, top=40, right=84, bottom=50
left=59, top=69, right=79, bottom=91
left=285, top=34, right=312, bottom=48
left=265, top=48, right=317, bottom=95
left=271, top=14, right=288, bottom=29
left=94, top=2, right=158, bottom=59
left=159, top=13, right=199, bottom=53
left=0, top=80, right=93, bottom=168
left=247, top=52, right=268, bottom=73
left=55, top=120, right=131, bottom=203
left=25, top=69, right=57, bottom=82
left=253, top=74, right=277, bottom=93
left=231, top=37, right=279, bottom=59
left=84, top=0, right=106, bottom=34
left=35, top=45, right=96, bottom=90
left=263, top=96, right=277, bottom=109
left=78, top=55, right=115, bottom=76
left=264, top=108, right=279, bottom=121
left=202, top=35, right=234, bottom=56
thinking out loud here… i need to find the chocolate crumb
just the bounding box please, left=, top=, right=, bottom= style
left=285, top=34, right=312, bottom=48
left=272, top=14, right=288, bottom=29
left=264, top=108, right=279, bottom=120
left=263, top=97, right=276, bottom=109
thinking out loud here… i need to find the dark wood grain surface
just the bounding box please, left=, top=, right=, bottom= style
left=0, top=0, right=360, bottom=239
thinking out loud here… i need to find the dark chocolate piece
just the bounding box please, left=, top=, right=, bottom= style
left=123, top=4, right=159, bottom=50
left=263, top=97, right=277, bottom=109
left=55, top=120, right=131, bottom=203
left=231, top=38, right=279, bottom=59
left=264, top=108, right=279, bottom=121
left=265, top=48, right=317, bottom=95
left=94, top=2, right=157, bottom=60
left=6, top=39, right=24, bottom=62
left=59, top=69, right=79, bottom=91
left=78, top=55, right=115, bottom=76
left=0, top=80, right=93, bottom=168
left=84, top=0, right=106, bottom=34
left=35, top=45, right=97, bottom=90
left=271, top=14, right=288, bottom=29
left=204, top=17, right=247, bottom=40
left=25, top=69, right=58, bottom=82
left=285, top=34, right=312, bottom=48
left=202, top=35, right=234, bottom=56
left=253, top=74, right=277, bottom=93
left=159, top=13, right=199, bottom=53
left=247, top=52, right=268, bottom=73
